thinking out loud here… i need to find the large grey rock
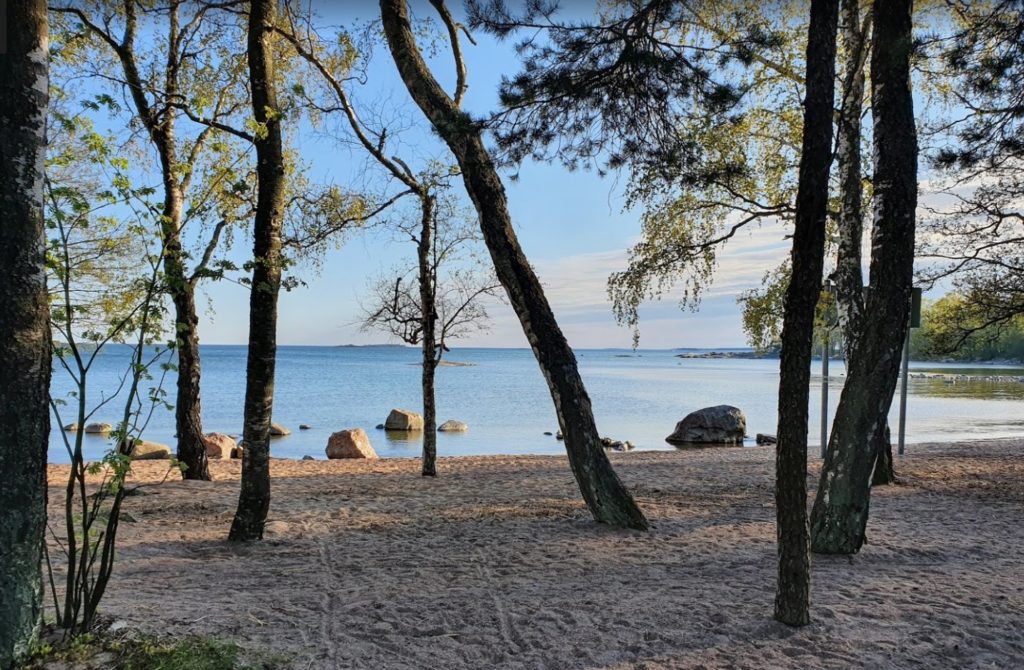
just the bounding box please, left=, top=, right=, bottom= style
left=438, top=420, right=468, bottom=432
left=384, top=409, right=423, bottom=431
left=202, top=432, right=236, bottom=459
left=129, top=440, right=172, bottom=460
left=326, top=428, right=378, bottom=459
left=666, top=405, right=746, bottom=445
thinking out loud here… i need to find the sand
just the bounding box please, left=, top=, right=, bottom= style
left=46, top=438, right=1024, bottom=669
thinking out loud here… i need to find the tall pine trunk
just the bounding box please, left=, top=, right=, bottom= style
left=0, top=1, right=51, bottom=664
left=419, top=193, right=439, bottom=477
left=774, top=0, right=840, bottom=627
left=832, top=0, right=895, bottom=487
left=229, top=0, right=287, bottom=542
left=810, top=0, right=917, bottom=555
left=380, top=0, right=647, bottom=530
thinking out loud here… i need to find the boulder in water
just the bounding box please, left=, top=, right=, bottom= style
left=63, top=422, right=79, bottom=432
left=384, top=409, right=423, bottom=431
left=269, top=422, right=291, bottom=436
left=438, top=420, right=468, bottom=432
left=756, top=433, right=777, bottom=446
left=83, top=422, right=112, bottom=434
left=666, top=405, right=746, bottom=446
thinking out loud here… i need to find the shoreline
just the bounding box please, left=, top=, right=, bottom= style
left=45, top=437, right=1024, bottom=668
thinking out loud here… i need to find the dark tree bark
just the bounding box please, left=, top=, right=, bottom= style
left=0, top=1, right=51, bottom=665
left=774, top=0, right=840, bottom=627
left=419, top=194, right=439, bottom=477
left=228, top=0, right=286, bottom=542
left=380, top=0, right=647, bottom=529
left=810, top=0, right=917, bottom=555
left=832, top=0, right=896, bottom=487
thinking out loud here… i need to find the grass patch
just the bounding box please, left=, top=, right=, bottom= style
left=21, top=630, right=283, bottom=669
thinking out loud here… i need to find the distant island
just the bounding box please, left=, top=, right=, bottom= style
left=335, top=343, right=410, bottom=349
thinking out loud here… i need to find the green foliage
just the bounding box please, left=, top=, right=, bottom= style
left=911, top=293, right=1024, bottom=361
left=20, top=633, right=279, bottom=670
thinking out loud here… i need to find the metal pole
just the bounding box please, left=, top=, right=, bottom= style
left=821, top=330, right=829, bottom=459
left=897, top=327, right=910, bottom=455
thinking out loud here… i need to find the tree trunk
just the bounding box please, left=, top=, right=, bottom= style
left=229, top=0, right=287, bottom=542
left=0, top=1, right=51, bottom=665
left=810, top=0, right=917, bottom=555
left=832, top=0, right=896, bottom=488
left=871, top=424, right=895, bottom=486
left=165, top=209, right=210, bottom=481
left=774, top=0, right=840, bottom=627
left=380, top=0, right=646, bottom=529
left=112, top=7, right=210, bottom=481
left=419, top=194, right=439, bottom=477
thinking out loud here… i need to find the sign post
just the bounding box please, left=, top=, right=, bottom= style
left=897, top=287, right=922, bottom=456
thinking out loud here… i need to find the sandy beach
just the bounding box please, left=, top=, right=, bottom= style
left=46, top=438, right=1024, bottom=669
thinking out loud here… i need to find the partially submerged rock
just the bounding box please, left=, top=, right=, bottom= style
left=438, top=420, right=468, bottom=432
left=384, top=409, right=423, bottom=431
left=83, top=422, right=112, bottom=434
left=756, top=433, right=777, bottom=446
left=63, top=422, right=79, bottom=432
left=666, top=405, right=746, bottom=446
left=269, top=422, right=291, bottom=436
left=326, top=428, right=378, bottom=459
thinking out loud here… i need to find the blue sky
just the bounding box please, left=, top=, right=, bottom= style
left=189, top=1, right=794, bottom=349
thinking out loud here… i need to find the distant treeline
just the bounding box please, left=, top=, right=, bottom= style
left=911, top=295, right=1024, bottom=363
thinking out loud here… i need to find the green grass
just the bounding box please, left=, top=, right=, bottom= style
left=21, top=632, right=284, bottom=670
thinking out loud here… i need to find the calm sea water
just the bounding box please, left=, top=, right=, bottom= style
left=49, top=345, right=1024, bottom=462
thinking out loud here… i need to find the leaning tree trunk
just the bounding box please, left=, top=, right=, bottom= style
left=0, top=1, right=51, bottom=665
left=774, top=0, right=840, bottom=627
left=228, top=0, right=287, bottom=542
left=418, top=193, right=439, bottom=477
left=380, top=0, right=647, bottom=529
left=810, top=0, right=917, bottom=555
left=832, top=0, right=895, bottom=487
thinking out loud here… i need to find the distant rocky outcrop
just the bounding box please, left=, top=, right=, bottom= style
left=326, top=428, right=378, bottom=459
left=129, top=440, right=171, bottom=460
left=83, top=422, right=112, bottom=434
left=438, top=420, right=468, bottom=432
left=203, top=432, right=236, bottom=459
left=384, top=409, right=423, bottom=431
left=666, top=405, right=746, bottom=446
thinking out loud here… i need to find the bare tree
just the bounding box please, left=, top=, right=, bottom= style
left=379, top=0, right=647, bottom=529
left=362, top=198, right=501, bottom=475
left=0, top=0, right=51, bottom=664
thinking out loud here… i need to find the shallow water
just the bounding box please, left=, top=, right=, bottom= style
left=49, top=345, right=1024, bottom=462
